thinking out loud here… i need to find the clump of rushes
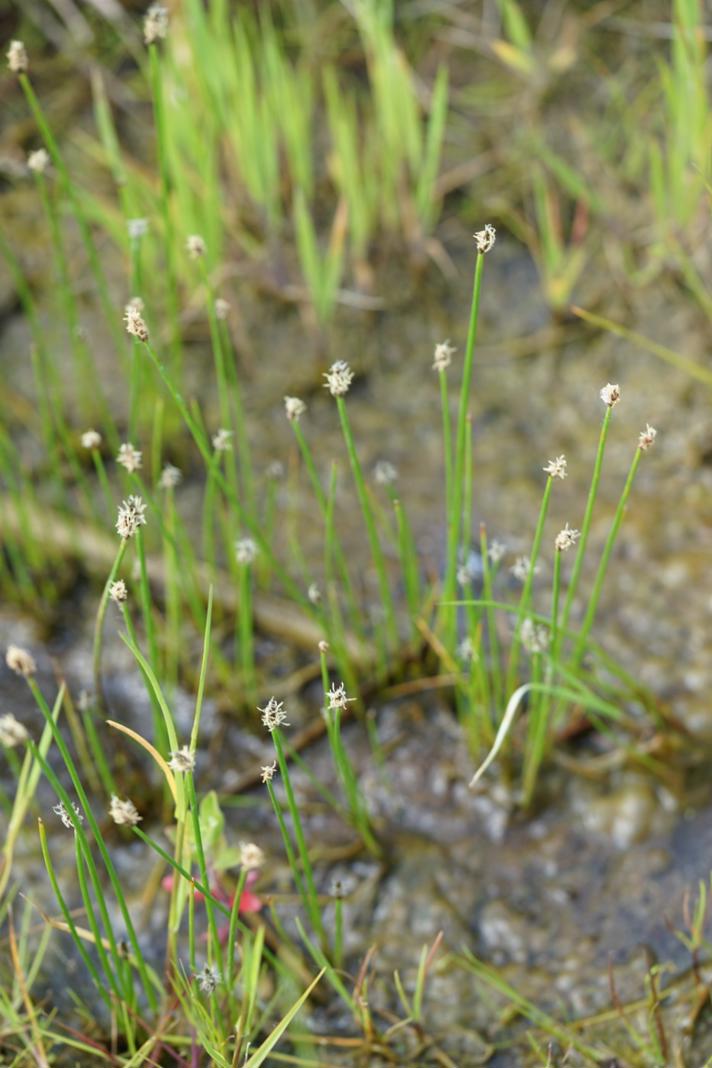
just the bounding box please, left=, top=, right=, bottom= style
left=325, top=361, right=398, bottom=659
left=259, top=697, right=326, bottom=945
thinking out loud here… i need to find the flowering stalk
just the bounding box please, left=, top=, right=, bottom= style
left=262, top=710, right=325, bottom=944
left=236, top=551, right=256, bottom=704
left=323, top=683, right=380, bottom=856
left=335, top=394, right=398, bottom=651
left=443, top=234, right=492, bottom=644
left=92, top=537, right=129, bottom=714
left=185, top=771, right=224, bottom=977
left=480, top=524, right=503, bottom=717
left=572, top=438, right=649, bottom=668
left=147, top=43, right=181, bottom=372
left=17, top=71, right=123, bottom=355
left=505, top=470, right=556, bottom=698
left=289, top=413, right=362, bottom=638
left=558, top=394, right=617, bottom=640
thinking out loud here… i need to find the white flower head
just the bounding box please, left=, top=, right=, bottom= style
left=555, top=523, right=580, bottom=552
left=474, top=224, right=496, bottom=254
left=109, top=795, right=142, bottom=826
left=53, top=800, right=83, bottom=830
left=212, top=428, right=233, bottom=452
left=235, top=538, right=258, bottom=565
left=638, top=424, right=657, bottom=451
left=6, top=645, right=36, bottom=677
left=27, top=149, right=50, bottom=174
left=511, top=556, right=540, bottom=583
left=373, top=460, right=398, bottom=486
left=7, top=40, right=28, bottom=73
left=195, top=964, right=220, bottom=994
left=116, top=496, right=147, bottom=538
left=543, top=455, right=567, bottom=480
left=266, top=460, right=284, bottom=481
left=259, top=697, right=289, bottom=732
left=240, top=842, right=265, bottom=870
left=457, top=636, right=478, bottom=663
left=128, top=218, right=148, bottom=241
left=307, top=582, right=321, bottom=605
left=159, top=464, right=182, bottom=489
left=168, top=746, right=195, bottom=773
left=186, top=234, right=206, bottom=259
left=323, top=360, right=354, bottom=397
left=81, top=429, right=102, bottom=449
left=109, top=580, right=128, bottom=604
left=326, top=682, right=355, bottom=711
left=433, top=340, right=456, bottom=372
left=215, top=297, right=230, bottom=320
left=600, top=383, right=621, bottom=408
left=520, top=618, right=550, bottom=655
left=124, top=302, right=148, bottom=341
left=0, top=714, right=29, bottom=747
left=261, top=760, right=277, bottom=783
left=457, top=559, right=477, bottom=587
left=284, top=395, right=306, bottom=422
left=488, top=540, right=506, bottom=565
left=144, top=4, right=169, bottom=45
left=117, top=442, right=142, bottom=473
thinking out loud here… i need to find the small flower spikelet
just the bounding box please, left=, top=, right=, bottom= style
left=168, top=746, right=195, bottom=773
left=600, top=383, right=621, bottom=408
left=186, top=234, right=206, bottom=259
left=457, top=636, right=477, bottom=663
left=7, top=40, right=28, bottom=73
left=109, top=795, right=142, bottom=826
left=0, top=714, right=29, bottom=747
left=27, top=149, right=49, bottom=174
left=488, top=540, right=506, bottom=564
left=638, top=424, right=657, bottom=451
left=261, top=760, right=277, bottom=783
left=323, top=361, right=353, bottom=397
left=240, top=842, right=265, bottom=869
left=266, top=460, right=284, bottom=481
left=159, top=464, right=182, bottom=489
left=284, top=396, right=306, bottom=421
left=109, top=580, right=128, bottom=604
left=555, top=523, right=580, bottom=552
left=433, top=340, right=456, bottom=372
left=128, top=218, right=148, bottom=240
left=116, top=496, right=147, bottom=539
left=326, top=682, right=355, bottom=711
left=474, top=224, right=496, bottom=254
left=520, top=618, right=550, bottom=655
left=81, top=429, right=102, bottom=449
left=6, top=645, right=36, bottom=677
left=543, top=455, right=567, bottom=480
left=259, top=697, right=289, bottom=732
left=511, top=556, right=539, bottom=583
left=124, top=302, right=148, bottom=341
left=117, top=442, right=142, bottom=473
left=457, top=559, right=477, bottom=587
left=307, top=582, right=321, bottom=604
left=195, top=964, right=220, bottom=994
left=144, top=4, right=169, bottom=45
left=215, top=297, right=230, bottom=320
left=235, top=538, right=258, bottom=565
left=374, top=460, right=397, bottom=485
left=54, top=800, right=83, bottom=829
left=212, top=428, right=233, bottom=452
